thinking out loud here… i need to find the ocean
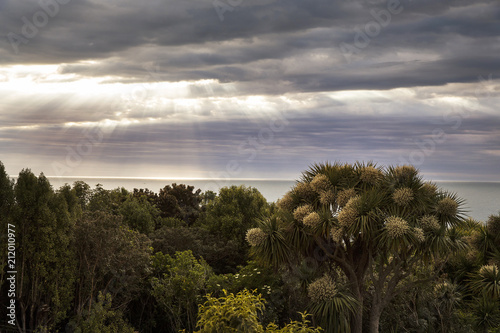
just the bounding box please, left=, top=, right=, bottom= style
left=434, top=181, right=500, bottom=223
left=44, top=177, right=500, bottom=223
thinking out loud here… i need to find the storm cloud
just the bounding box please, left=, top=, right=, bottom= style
left=0, top=0, right=499, bottom=181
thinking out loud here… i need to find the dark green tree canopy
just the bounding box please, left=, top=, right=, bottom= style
left=0, top=161, right=14, bottom=215
left=202, top=185, right=269, bottom=245
left=155, top=183, right=202, bottom=225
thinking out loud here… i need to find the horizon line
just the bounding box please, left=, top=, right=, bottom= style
left=8, top=175, right=500, bottom=183
left=8, top=174, right=500, bottom=183
left=38, top=176, right=298, bottom=182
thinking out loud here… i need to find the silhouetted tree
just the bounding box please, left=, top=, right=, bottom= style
left=157, top=183, right=202, bottom=225
left=14, top=170, right=77, bottom=332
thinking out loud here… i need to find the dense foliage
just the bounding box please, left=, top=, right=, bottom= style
left=248, top=162, right=472, bottom=332
left=0, top=160, right=499, bottom=332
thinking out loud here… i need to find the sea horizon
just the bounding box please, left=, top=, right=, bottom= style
left=11, top=175, right=500, bottom=183
left=7, top=175, right=497, bottom=223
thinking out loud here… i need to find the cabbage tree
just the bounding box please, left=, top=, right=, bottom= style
left=248, top=162, right=467, bottom=333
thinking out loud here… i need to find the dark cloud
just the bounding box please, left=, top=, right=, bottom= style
left=1, top=0, right=498, bottom=91
left=0, top=0, right=499, bottom=180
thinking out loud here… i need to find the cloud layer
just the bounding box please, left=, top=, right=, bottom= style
left=0, top=0, right=499, bottom=181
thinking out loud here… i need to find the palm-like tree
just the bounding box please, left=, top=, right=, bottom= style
left=470, top=294, right=500, bottom=333
left=247, top=162, right=467, bottom=333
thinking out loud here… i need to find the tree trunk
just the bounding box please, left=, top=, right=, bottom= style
left=20, top=303, right=26, bottom=333
left=342, top=263, right=367, bottom=333
left=352, top=285, right=364, bottom=333
left=353, top=307, right=363, bottom=333
left=369, top=300, right=383, bottom=333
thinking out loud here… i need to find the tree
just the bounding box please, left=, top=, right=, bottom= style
left=157, top=183, right=202, bottom=225
left=86, top=185, right=129, bottom=214
left=467, top=216, right=500, bottom=333
left=469, top=265, right=500, bottom=332
left=447, top=213, right=500, bottom=332
left=248, top=162, right=467, bottom=333
left=198, top=185, right=269, bottom=272
left=73, top=211, right=152, bottom=319
left=482, top=213, right=500, bottom=266
left=201, top=190, right=217, bottom=207
left=0, top=161, right=13, bottom=216
left=201, top=185, right=269, bottom=246
left=13, top=170, right=77, bottom=332
left=151, top=250, right=213, bottom=332
left=58, top=184, right=83, bottom=220
left=0, top=161, right=14, bottom=320
left=69, top=292, right=135, bottom=333
left=118, top=196, right=160, bottom=234
left=378, top=277, right=469, bottom=332
left=72, top=181, right=92, bottom=209
left=151, top=226, right=241, bottom=274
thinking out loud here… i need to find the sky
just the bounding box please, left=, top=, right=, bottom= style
left=0, top=0, right=499, bottom=181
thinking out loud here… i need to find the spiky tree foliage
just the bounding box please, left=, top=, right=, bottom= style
left=248, top=216, right=291, bottom=268
left=248, top=162, right=467, bottom=333
left=471, top=265, right=500, bottom=300
left=469, top=295, right=500, bottom=333
left=467, top=263, right=500, bottom=332
left=307, top=275, right=357, bottom=333
left=483, top=214, right=500, bottom=266
left=444, top=213, right=500, bottom=332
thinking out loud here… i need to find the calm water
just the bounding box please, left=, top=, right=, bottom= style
left=435, top=182, right=500, bottom=223
left=45, top=177, right=500, bottom=222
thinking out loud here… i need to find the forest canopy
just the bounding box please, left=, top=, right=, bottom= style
left=0, top=161, right=499, bottom=332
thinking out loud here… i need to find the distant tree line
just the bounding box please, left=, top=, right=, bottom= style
left=0, top=161, right=499, bottom=332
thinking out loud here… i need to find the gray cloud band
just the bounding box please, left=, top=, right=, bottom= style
left=339, top=0, right=406, bottom=63
left=398, top=74, right=495, bottom=167
left=204, top=110, right=292, bottom=192
left=7, top=0, right=72, bottom=54
left=51, top=125, right=104, bottom=177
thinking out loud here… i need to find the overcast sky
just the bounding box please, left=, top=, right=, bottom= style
left=0, top=0, right=499, bottom=181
